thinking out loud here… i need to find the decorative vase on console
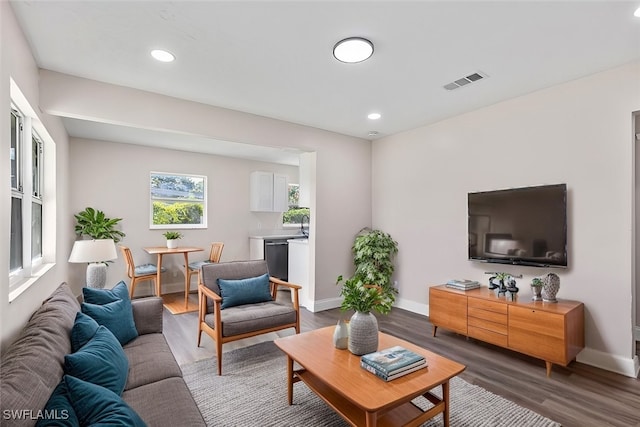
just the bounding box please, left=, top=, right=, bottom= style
left=348, top=311, right=378, bottom=355
left=541, top=273, right=560, bottom=303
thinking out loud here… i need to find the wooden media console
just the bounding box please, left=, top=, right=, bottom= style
left=429, top=285, right=584, bottom=377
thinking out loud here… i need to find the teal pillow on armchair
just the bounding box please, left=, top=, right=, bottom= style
left=217, top=273, right=272, bottom=309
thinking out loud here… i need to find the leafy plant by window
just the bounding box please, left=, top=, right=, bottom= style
left=74, top=207, right=125, bottom=243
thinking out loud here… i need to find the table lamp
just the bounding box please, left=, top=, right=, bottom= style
left=68, top=239, right=118, bottom=288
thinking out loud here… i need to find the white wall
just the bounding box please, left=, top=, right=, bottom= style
left=68, top=138, right=299, bottom=295
left=0, top=2, right=72, bottom=350
left=372, top=62, right=640, bottom=377
left=40, top=72, right=372, bottom=307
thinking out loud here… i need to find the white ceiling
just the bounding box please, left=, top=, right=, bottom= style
left=10, top=1, right=640, bottom=165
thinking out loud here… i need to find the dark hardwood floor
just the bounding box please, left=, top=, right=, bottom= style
left=164, top=303, right=640, bottom=427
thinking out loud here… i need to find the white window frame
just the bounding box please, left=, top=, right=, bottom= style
left=149, top=171, right=207, bottom=229
left=9, top=79, right=56, bottom=301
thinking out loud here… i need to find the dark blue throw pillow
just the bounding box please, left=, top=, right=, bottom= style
left=70, top=312, right=100, bottom=352
left=35, top=381, right=80, bottom=427
left=81, top=298, right=138, bottom=345
left=217, top=273, right=272, bottom=309
left=64, top=376, right=146, bottom=427
left=82, top=281, right=130, bottom=305
left=64, top=326, right=128, bottom=396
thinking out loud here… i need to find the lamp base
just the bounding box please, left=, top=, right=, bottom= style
left=86, top=263, right=107, bottom=288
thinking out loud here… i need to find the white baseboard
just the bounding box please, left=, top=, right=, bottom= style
left=394, top=297, right=428, bottom=317
left=305, top=297, right=341, bottom=313
left=576, top=347, right=639, bottom=378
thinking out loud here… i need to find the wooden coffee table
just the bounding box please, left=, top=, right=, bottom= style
left=274, top=326, right=465, bottom=427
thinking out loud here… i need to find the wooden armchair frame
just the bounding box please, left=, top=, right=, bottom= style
left=197, top=275, right=301, bottom=375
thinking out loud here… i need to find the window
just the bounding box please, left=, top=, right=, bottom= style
left=9, top=80, right=56, bottom=301
left=10, top=109, right=23, bottom=273
left=150, top=172, right=207, bottom=229
left=283, top=183, right=310, bottom=226
left=31, top=133, right=43, bottom=260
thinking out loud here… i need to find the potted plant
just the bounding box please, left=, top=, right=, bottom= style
left=335, top=274, right=395, bottom=356
left=530, top=277, right=544, bottom=301
left=351, top=228, right=399, bottom=305
left=74, top=207, right=125, bottom=243
left=162, top=231, right=183, bottom=249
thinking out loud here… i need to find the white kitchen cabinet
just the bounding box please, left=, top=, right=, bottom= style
left=250, top=171, right=288, bottom=212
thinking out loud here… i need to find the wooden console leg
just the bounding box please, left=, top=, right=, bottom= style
left=432, top=325, right=438, bottom=337
left=545, top=361, right=553, bottom=377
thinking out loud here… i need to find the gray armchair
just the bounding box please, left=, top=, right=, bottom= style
left=197, top=260, right=301, bottom=375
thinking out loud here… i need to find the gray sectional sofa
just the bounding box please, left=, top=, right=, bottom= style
left=0, top=283, right=205, bottom=426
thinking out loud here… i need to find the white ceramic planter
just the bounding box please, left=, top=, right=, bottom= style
left=166, top=239, right=178, bottom=249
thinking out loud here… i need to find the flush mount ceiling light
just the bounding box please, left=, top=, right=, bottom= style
left=333, top=37, right=374, bottom=63
left=367, top=112, right=381, bottom=120
left=635, top=6, right=640, bottom=17
left=151, top=49, right=175, bottom=62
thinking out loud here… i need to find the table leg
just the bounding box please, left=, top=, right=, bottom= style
left=365, top=411, right=377, bottom=427
left=183, top=252, right=190, bottom=309
left=442, top=380, right=450, bottom=427
left=286, top=356, right=294, bottom=405
left=156, top=254, right=163, bottom=297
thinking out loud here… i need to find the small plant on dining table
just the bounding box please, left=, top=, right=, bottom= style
left=162, top=231, right=183, bottom=240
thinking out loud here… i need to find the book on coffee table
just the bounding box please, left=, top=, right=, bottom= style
left=361, top=346, right=426, bottom=375
left=360, top=358, right=427, bottom=381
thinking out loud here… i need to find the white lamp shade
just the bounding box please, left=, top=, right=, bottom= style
left=69, top=239, right=118, bottom=263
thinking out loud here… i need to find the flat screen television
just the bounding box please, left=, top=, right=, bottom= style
left=468, top=183, right=567, bottom=268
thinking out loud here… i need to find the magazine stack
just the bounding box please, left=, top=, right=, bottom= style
left=360, top=346, right=427, bottom=381
left=445, top=279, right=480, bottom=291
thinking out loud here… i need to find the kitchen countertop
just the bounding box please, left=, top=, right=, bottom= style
left=249, top=232, right=307, bottom=239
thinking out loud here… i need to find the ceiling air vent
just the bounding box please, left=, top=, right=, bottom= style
left=443, top=72, right=487, bottom=91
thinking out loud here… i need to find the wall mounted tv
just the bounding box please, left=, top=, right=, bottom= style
left=468, top=183, right=567, bottom=268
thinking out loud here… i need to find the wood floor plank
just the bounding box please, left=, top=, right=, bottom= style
left=163, top=305, right=640, bottom=427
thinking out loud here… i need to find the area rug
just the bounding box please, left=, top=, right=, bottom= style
left=181, top=341, right=560, bottom=427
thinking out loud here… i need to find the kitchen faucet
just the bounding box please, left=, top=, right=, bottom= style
left=300, top=214, right=309, bottom=237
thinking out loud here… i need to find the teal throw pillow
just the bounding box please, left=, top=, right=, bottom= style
left=81, top=298, right=138, bottom=345
left=83, top=280, right=130, bottom=305
left=63, top=375, right=147, bottom=427
left=218, top=273, right=272, bottom=309
left=70, top=312, right=100, bottom=352
left=35, top=381, right=80, bottom=427
left=64, top=326, right=128, bottom=395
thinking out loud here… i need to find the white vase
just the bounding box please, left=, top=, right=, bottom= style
left=333, top=319, right=349, bottom=349
left=348, top=311, right=378, bottom=355
left=166, top=239, right=178, bottom=249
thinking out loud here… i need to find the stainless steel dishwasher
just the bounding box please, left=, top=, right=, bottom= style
left=263, top=238, right=290, bottom=281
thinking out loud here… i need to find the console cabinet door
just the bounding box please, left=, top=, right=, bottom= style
left=508, top=306, right=566, bottom=364
left=429, top=288, right=467, bottom=335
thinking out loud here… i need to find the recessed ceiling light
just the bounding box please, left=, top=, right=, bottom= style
left=635, top=7, right=640, bottom=17
left=367, top=112, right=381, bottom=120
left=333, top=37, right=374, bottom=63
left=151, top=49, right=175, bottom=62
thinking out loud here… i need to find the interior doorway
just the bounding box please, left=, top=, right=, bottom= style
left=634, top=111, right=640, bottom=355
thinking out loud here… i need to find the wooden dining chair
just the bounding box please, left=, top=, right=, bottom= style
left=186, top=242, right=224, bottom=286
left=120, top=245, right=166, bottom=298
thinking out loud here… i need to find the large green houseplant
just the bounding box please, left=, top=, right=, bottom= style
left=335, top=228, right=399, bottom=355
left=74, top=207, right=126, bottom=243
left=351, top=228, right=399, bottom=302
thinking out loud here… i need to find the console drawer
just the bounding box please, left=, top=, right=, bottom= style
left=509, top=306, right=564, bottom=339
left=468, top=316, right=508, bottom=335
left=468, top=307, right=507, bottom=325
left=468, top=325, right=508, bottom=347
left=468, top=297, right=507, bottom=314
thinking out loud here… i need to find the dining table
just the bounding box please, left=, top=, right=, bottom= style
left=143, top=246, right=204, bottom=308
